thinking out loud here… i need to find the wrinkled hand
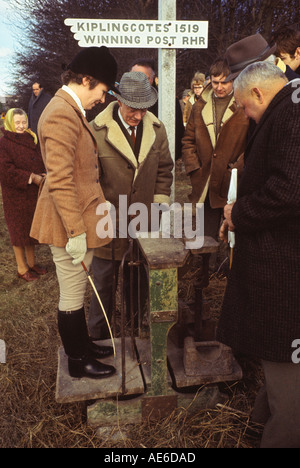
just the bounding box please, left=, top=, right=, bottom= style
left=66, top=232, right=87, bottom=265
left=31, top=173, right=46, bottom=186
left=223, top=203, right=235, bottom=231
left=219, top=220, right=229, bottom=243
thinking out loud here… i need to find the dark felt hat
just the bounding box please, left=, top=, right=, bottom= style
left=67, top=46, right=118, bottom=91
left=224, top=34, right=277, bottom=82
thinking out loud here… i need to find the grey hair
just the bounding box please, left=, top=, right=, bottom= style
left=12, top=108, right=26, bottom=116
left=264, top=54, right=276, bottom=64
left=234, top=61, right=288, bottom=93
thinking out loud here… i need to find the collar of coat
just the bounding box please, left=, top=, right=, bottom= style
left=56, top=88, right=97, bottom=146
left=92, top=101, right=162, bottom=169
left=199, top=84, right=236, bottom=148
left=246, top=79, right=300, bottom=152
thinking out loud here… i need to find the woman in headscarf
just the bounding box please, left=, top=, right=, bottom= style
left=0, top=108, right=47, bottom=281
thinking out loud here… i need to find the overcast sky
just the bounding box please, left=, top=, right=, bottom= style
left=0, top=0, right=20, bottom=96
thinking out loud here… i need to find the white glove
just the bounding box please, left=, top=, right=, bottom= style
left=66, top=232, right=87, bottom=265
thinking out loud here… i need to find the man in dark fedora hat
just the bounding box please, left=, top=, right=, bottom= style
left=31, top=46, right=119, bottom=380
left=88, top=71, right=174, bottom=341
left=224, top=33, right=298, bottom=82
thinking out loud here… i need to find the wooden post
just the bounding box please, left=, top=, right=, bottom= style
left=158, top=0, right=176, bottom=234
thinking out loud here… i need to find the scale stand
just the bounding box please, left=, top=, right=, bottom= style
left=56, top=235, right=242, bottom=431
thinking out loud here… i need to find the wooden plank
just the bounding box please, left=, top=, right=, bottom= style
left=185, top=235, right=219, bottom=254
left=55, top=338, right=144, bottom=404
left=137, top=236, right=189, bottom=269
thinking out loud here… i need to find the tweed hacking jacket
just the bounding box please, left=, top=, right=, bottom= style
left=217, top=80, right=300, bottom=362
left=30, top=88, right=112, bottom=249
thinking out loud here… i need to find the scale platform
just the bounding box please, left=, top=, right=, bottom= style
left=55, top=236, right=242, bottom=428
left=56, top=336, right=242, bottom=404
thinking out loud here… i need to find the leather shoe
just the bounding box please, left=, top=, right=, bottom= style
left=30, top=264, right=48, bottom=275
left=18, top=270, right=39, bottom=282
left=88, top=341, right=114, bottom=359
left=68, top=356, right=116, bottom=379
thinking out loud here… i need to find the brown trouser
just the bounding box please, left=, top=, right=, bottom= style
left=252, top=360, right=300, bottom=448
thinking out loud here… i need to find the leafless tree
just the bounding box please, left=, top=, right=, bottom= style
left=5, top=0, right=300, bottom=107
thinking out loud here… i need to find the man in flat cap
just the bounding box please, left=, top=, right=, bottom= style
left=88, top=71, right=174, bottom=341
left=31, top=46, right=118, bottom=380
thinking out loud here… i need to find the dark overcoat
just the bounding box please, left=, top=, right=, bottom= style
left=28, top=89, right=52, bottom=134
left=217, top=81, right=300, bottom=362
left=0, top=129, right=45, bottom=246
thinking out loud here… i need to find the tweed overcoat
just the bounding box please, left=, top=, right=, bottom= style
left=0, top=129, right=45, bottom=246
left=90, top=101, right=174, bottom=260
left=182, top=85, right=249, bottom=207
left=217, top=81, right=300, bottom=362
left=30, top=88, right=111, bottom=248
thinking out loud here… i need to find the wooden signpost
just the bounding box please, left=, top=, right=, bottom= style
left=65, top=0, right=208, bottom=205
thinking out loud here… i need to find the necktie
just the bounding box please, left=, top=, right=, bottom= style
left=129, top=126, right=136, bottom=146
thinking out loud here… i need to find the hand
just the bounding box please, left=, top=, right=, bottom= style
left=65, top=232, right=87, bottom=265
left=31, top=173, right=44, bottom=186
left=31, top=173, right=46, bottom=186
left=188, top=168, right=202, bottom=203
left=223, top=203, right=235, bottom=231
left=219, top=220, right=229, bottom=243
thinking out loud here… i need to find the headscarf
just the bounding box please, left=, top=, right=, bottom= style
left=4, top=108, right=38, bottom=144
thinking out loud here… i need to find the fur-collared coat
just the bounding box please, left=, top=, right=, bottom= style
left=183, top=93, right=198, bottom=126
left=217, top=81, right=300, bottom=362
left=90, top=101, right=174, bottom=261
left=30, top=88, right=111, bottom=249
left=182, top=85, right=249, bottom=208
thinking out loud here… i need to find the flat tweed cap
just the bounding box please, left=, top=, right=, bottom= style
left=114, top=71, right=158, bottom=109
left=224, top=33, right=277, bottom=82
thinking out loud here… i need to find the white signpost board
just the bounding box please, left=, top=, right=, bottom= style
left=65, top=0, right=208, bottom=216
left=64, top=19, right=208, bottom=49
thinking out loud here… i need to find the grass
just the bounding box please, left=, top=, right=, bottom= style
left=0, top=163, right=264, bottom=448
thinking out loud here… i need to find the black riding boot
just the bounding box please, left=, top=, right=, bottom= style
left=57, top=308, right=115, bottom=379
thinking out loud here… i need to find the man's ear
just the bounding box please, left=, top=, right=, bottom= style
left=81, top=76, right=90, bottom=87
left=251, top=87, right=264, bottom=103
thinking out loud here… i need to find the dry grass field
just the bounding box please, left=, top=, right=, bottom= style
left=0, top=161, right=264, bottom=448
